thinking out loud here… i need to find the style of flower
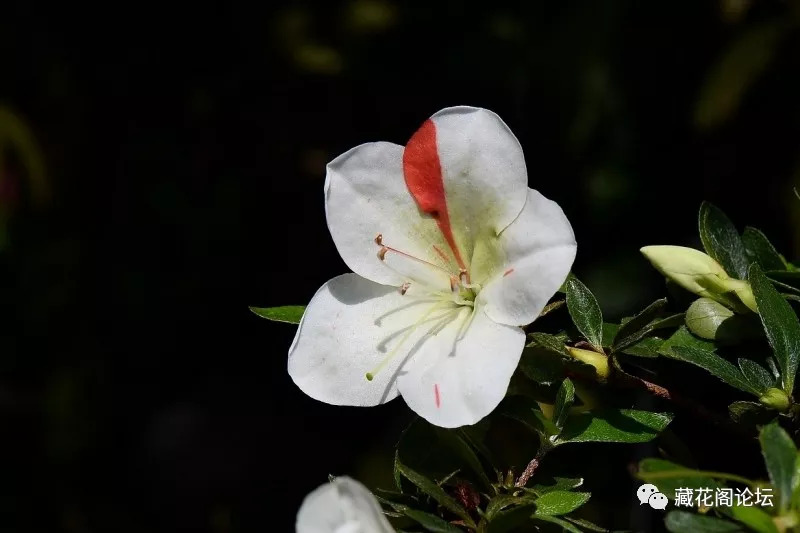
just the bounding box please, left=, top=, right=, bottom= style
left=296, top=476, right=394, bottom=533
left=288, top=106, right=576, bottom=428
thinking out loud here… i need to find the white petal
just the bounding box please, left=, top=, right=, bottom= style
left=296, top=476, right=395, bottom=533
left=429, top=106, right=529, bottom=264
left=325, top=142, right=456, bottom=288
left=477, top=188, right=576, bottom=326
left=396, top=308, right=525, bottom=428
left=288, top=274, right=458, bottom=407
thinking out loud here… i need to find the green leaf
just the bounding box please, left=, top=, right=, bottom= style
left=728, top=401, right=776, bottom=426
left=738, top=359, right=774, bottom=393
left=659, top=326, right=717, bottom=358
left=533, top=491, right=590, bottom=516
left=553, top=378, right=575, bottom=429
left=742, top=227, right=786, bottom=271
left=487, top=504, right=536, bottom=533
left=402, top=509, right=463, bottom=533
left=621, top=336, right=664, bottom=358
left=750, top=264, right=800, bottom=394
left=612, top=298, right=668, bottom=351
left=565, top=276, right=604, bottom=351
left=698, top=201, right=749, bottom=279
left=497, top=396, right=557, bottom=437
left=563, top=517, right=609, bottom=532
left=527, top=332, right=569, bottom=355
left=432, top=427, right=493, bottom=491
left=530, top=477, right=584, bottom=495
left=602, top=322, right=620, bottom=347
left=729, top=505, right=778, bottom=533
left=671, top=346, right=760, bottom=395
left=759, top=422, right=798, bottom=511
left=556, top=409, right=673, bottom=445
left=248, top=305, right=305, bottom=324
left=767, top=270, right=800, bottom=292
left=484, top=494, right=535, bottom=521
left=530, top=515, right=583, bottom=533
left=637, top=458, right=719, bottom=502
left=393, top=453, right=476, bottom=528
left=665, top=511, right=743, bottom=533
left=520, top=333, right=570, bottom=386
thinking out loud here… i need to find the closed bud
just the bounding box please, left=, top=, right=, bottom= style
left=640, top=246, right=756, bottom=313
left=759, top=387, right=791, bottom=412
left=566, top=347, right=609, bottom=380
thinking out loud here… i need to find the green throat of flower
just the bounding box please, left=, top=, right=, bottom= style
left=365, top=234, right=483, bottom=382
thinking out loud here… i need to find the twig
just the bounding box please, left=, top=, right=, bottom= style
left=607, top=363, right=751, bottom=436
left=515, top=449, right=546, bottom=488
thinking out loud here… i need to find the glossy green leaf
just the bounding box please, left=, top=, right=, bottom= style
left=402, top=509, right=463, bottom=533
left=729, top=505, right=778, bottom=533
left=530, top=477, right=584, bottom=495
left=742, top=227, right=785, bottom=271
left=432, top=427, right=492, bottom=491
left=533, top=490, right=590, bottom=516
left=527, top=332, right=569, bottom=355
left=699, top=201, right=748, bottom=279
left=393, top=453, right=475, bottom=528
left=553, top=378, right=575, bottom=429
left=518, top=346, right=566, bottom=386
left=637, top=458, right=719, bottom=502
left=671, top=346, right=759, bottom=395
left=621, top=336, right=664, bottom=358
left=738, top=359, right=774, bottom=393
left=612, top=298, right=668, bottom=351
left=531, top=515, right=583, bottom=533
left=759, top=423, right=797, bottom=511
left=486, top=504, right=536, bottom=533
left=556, top=409, right=672, bottom=444
left=665, top=511, right=743, bottom=533
left=565, top=276, right=604, bottom=351
left=659, top=326, right=717, bottom=358
left=602, top=322, right=620, bottom=347
left=767, top=270, right=800, bottom=291
left=750, top=264, right=800, bottom=394
left=497, top=396, right=557, bottom=436
left=248, top=305, right=305, bottom=324
left=728, top=401, right=776, bottom=426
left=484, top=494, right=535, bottom=521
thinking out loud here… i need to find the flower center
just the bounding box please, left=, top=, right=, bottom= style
left=364, top=234, right=480, bottom=382
left=374, top=233, right=480, bottom=304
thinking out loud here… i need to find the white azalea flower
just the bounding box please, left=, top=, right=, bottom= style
left=296, top=476, right=394, bottom=533
left=288, top=106, right=576, bottom=428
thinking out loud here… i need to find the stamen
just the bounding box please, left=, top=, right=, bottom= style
left=456, top=307, right=478, bottom=341
left=459, top=268, right=472, bottom=285
left=375, top=235, right=456, bottom=277
left=400, top=282, right=411, bottom=295
left=366, top=301, right=451, bottom=381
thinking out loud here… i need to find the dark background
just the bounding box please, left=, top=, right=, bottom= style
left=1, top=1, right=799, bottom=531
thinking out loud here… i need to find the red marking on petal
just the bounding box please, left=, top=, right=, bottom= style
left=434, top=383, right=441, bottom=408
left=503, top=268, right=515, bottom=277
left=403, top=120, right=466, bottom=271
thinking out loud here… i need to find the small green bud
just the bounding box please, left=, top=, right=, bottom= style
left=759, top=387, right=791, bottom=411
left=685, top=297, right=734, bottom=340
left=685, top=297, right=761, bottom=343
left=566, top=347, right=609, bottom=380
left=640, top=246, right=756, bottom=313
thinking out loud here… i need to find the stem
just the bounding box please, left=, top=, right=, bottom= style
left=642, top=469, right=755, bottom=487
left=606, top=358, right=751, bottom=436
left=515, top=445, right=550, bottom=488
